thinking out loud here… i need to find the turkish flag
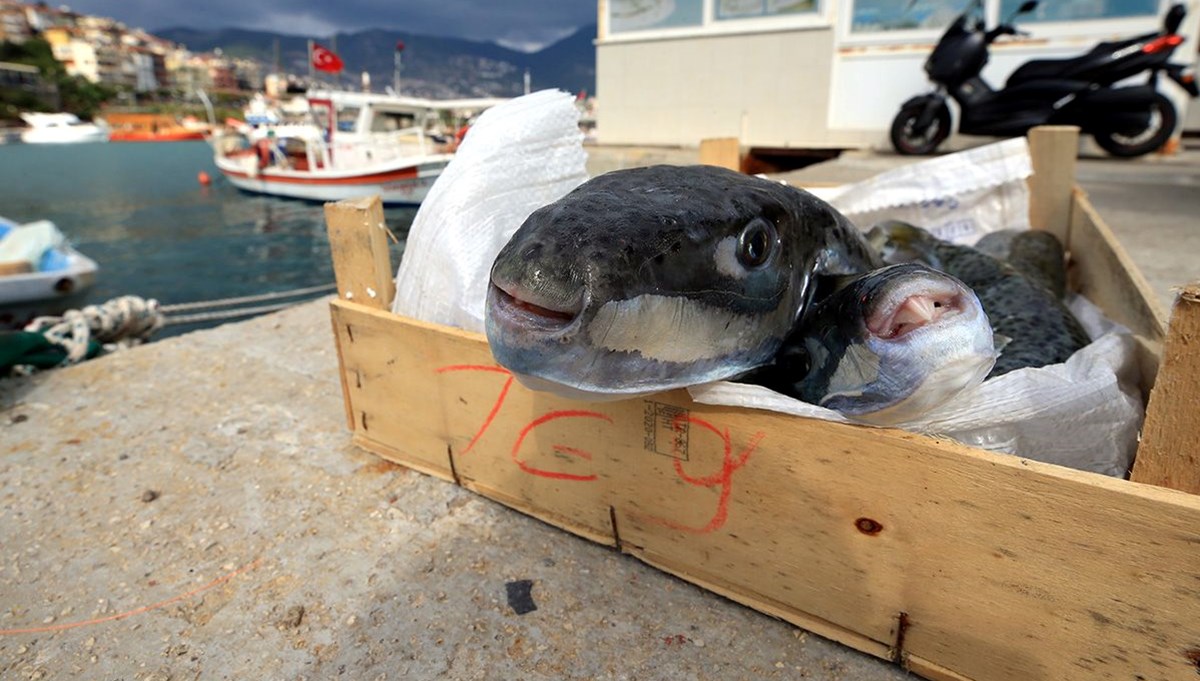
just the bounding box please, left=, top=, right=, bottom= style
left=311, top=42, right=343, bottom=73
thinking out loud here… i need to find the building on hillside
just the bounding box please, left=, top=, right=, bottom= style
left=595, top=0, right=1200, bottom=150
left=0, top=1, right=32, bottom=43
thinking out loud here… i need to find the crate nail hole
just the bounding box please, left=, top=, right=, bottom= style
left=855, top=517, right=883, bottom=535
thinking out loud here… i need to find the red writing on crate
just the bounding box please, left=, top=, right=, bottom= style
left=434, top=364, right=764, bottom=532
left=641, top=413, right=764, bottom=534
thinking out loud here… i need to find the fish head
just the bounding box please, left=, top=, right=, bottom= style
left=486, top=165, right=836, bottom=400
left=805, top=263, right=996, bottom=424
left=866, top=220, right=943, bottom=268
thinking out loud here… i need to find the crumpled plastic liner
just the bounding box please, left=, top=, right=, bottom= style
left=688, top=295, right=1143, bottom=477
left=391, top=89, right=589, bottom=332
left=824, top=137, right=1033, bottom=245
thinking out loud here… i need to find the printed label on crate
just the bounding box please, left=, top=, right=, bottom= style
left=643, top=401, right=689, bottom=460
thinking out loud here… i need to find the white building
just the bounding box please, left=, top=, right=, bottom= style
left=595, top=0, right=1200, bottom=149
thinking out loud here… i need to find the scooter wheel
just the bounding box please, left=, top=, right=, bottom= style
left=1092, top=93, right=1178, bottom=158
left=890, top=102, right=951, bottom=155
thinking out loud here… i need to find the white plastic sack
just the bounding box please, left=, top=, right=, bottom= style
left=690, top=295, right=1143, bottom=477
left=826, top=138, right=1033, bottom=244
left=391, top=90, right=589, bottom=332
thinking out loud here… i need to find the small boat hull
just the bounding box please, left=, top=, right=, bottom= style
left=0, top=247, right=99, bottom=307
left=216, top=155, right=451, bottom=205
left=20, top=127, right=109, bottom=144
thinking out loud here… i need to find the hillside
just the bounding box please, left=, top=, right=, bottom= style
left=158, top=24, right=596, bottom=98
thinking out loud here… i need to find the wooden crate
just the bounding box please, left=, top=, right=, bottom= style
left=324, top=127, right=1200, bottom=681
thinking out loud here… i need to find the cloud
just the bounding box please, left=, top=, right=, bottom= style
left=60, top=0, right=596, bottom=48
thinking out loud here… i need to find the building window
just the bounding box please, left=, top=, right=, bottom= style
left=998, top=0, right=1160, bottom=22
left=715, top=0, right=818, bottom=20
left=850, top=0, right=964, bottom=32
left=608, top=0, right=704, bottom=33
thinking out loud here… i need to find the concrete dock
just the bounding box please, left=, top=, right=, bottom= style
left=3, top=143, right=1198, bottom=680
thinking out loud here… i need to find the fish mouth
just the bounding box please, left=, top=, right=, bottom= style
left=867, top=286, right=970, bottom=340
left=487, top=280, right=584, bottom=335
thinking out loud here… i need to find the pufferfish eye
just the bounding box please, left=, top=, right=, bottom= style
left=737, top=218, right=779, bottom=268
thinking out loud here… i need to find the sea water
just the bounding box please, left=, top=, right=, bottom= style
left=0, top=140, right=415, bottom=337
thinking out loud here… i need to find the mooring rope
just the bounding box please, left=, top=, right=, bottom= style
left=158, top=283, right=336, bottom=313
left=15, top=283, right=336, bottom=373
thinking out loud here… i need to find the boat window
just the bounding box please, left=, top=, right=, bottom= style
left=850, top=0, right=963, bottom=32
left=336, top=106, right=361, bottom=132
left=998, top=0, right=1158, bottom=22
left=310, top=102, right=332, bottom=136
left=370, top=111, right=418, bottom=132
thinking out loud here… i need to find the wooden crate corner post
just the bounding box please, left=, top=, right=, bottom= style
left=324, top=195, right=396, bottom=433
left=699, top=137, right=743, bottom=172
left=1026, top=125, right=1080, bottom=243
left=324, top=195, right=396, bottom=310
left=1131, top=281, right=1200, bottom=494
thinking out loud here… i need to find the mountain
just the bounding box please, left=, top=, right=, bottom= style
left=156, top=24, right=596, bottom=99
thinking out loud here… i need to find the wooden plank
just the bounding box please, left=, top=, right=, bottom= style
left=699, top=137, right=741, bottom=171
left=1131, top=283, right=1200, bottom=493
left=330, top=300, right=456, bottom=478
left=337, top=308, right=1200, bottom=681
left=1027, top=125, right=1079, bottom=243
left=1068, top=188, right=1167, bottom=400
left=324, top=195, right=395, bottom=310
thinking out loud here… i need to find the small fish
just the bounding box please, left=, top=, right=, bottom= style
left=973, top=229, right=1068, bottom=298
left=866, top=221, right=1090, bottom=377
left=745, top=263, right=996, bottom=425
left=486, top=165, right=882, bottom=400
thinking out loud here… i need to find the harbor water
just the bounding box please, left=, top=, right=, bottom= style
left=0, top=140, right=416, bottom=336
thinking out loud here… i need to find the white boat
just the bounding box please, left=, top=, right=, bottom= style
left=211, top=90, right=499, bottom=205
left=0, top=217, right=98, bottom=309
left=19, top=112, right=109, bottom=144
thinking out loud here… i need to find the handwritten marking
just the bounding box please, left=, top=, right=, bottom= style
left=0, top=558, right=263, bottom=636
left=552, top=445, right=593, bottom=461
left=643, top=414, right=764, bottom=534
left=436, top=364, right=514, bottom=454
left=512, top=410, right=611, bottom=481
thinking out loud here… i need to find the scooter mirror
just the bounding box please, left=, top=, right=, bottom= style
left=1165, top=3, right=1186, bottom=34
left=1018, top=1, right=1038, bottom=13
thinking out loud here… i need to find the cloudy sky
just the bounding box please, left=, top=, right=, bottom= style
left=58, top=0, right=598, bottom=51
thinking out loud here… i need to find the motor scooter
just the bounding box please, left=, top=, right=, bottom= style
left=891, top=0, right=1199, bottom=157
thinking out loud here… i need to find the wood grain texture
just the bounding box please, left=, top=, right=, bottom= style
left=333, top=306, right=1200, bottom=681
left=699, top=137, right=742, bottom=171
left=324, top=196, right=395, bottom=310
left=1131, top=283, right=1200, bottom=493
left=1027, top=126, right=1079, bottom=243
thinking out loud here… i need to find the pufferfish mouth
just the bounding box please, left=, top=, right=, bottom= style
left=866, top=288, right=969, bottom=340
left=487, top=280, right=584, bottom=334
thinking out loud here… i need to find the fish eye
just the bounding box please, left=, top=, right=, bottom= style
left=737, top=218, right=778, bottom=268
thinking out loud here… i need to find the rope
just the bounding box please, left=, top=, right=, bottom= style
left=159, top=283, right=336, bottom=313
left=24, top=295, right=165, bottom=364
left=162, top=301, right=299, bottom=326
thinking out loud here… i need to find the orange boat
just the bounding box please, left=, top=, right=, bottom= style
left=105, top=113, right=210, bottom=142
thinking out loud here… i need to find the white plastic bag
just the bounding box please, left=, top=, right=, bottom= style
left=827, top=137, right=1033, bottom=244
left=391, top=90, right=589, bottom=332
left=690, top=296, right=1143, bottom=477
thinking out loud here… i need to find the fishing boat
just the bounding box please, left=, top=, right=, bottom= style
left=19, top=112, right=109, bottom=144
left=0, top=217, right=99, bottom=327
left=211, top=90, right=480, bottom=205
left=106, top=113, right=210, bottom=142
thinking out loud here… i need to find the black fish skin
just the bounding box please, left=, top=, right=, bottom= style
left=486, top=165, right=883, bottom=395
left=867, top=221, right=1090, bottom=377
left=973, top=229, right=1068, bottom=299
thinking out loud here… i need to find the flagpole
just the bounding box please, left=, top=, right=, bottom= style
left=307, top=39, right=315, bottom=86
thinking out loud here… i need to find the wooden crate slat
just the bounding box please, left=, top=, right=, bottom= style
left=1131, top=283, right=1200, bottom=493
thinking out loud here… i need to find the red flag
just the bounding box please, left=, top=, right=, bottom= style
left=311, top=42, right=343, bottom=73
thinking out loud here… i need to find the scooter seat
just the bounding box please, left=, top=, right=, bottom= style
left=1005, top=37, right=1145, bottom=86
